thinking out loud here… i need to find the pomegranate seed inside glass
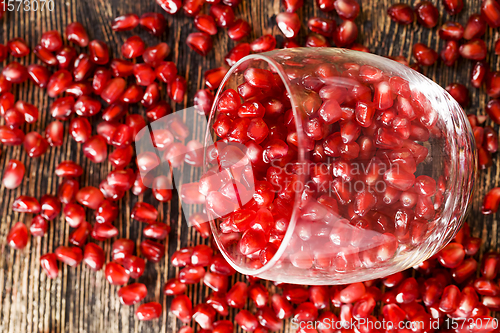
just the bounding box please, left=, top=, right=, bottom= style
left=203, top=48, right=476, bottom=284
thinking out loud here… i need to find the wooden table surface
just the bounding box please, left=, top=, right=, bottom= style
left=0, top=0, right=498, bottom=332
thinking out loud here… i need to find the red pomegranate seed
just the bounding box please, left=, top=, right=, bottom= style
left=55, top=246, right=83, bottom=267
left=69, top=221, right=91, bottom=246
left=133, top=63, right=156, bottom=86
left=73, top=54, right=95, bottom=82
left=4, top=109, right=25, bottom=128
left=66, top=22, right=89, bottom=47
left=283, top=0, right=303, bottom=12
left=440, top=40, right=459, bottom=67
left=40, top=253, right=59, bottom=278
left=82, top=135, right=108, bottom=163
left=47, top=69, right=73, bottom=98
left=101, top=78, right=127, bottom=104
left=482, top=187, right=500, bottom=214
left=256, top=307, right=283, bottom=331
left=7, top=222, right=29, bottom=249
left=123, top=256, right=145, bottom=279
left=183, top=0, right=204, bottom=16
left=63, top=203, right=85, bottom=228
left=143, top=223, right=170, bottom=240
left=40, top=30, right=62, bottom=52
left=40, top=195, right=61, bottom=221
left=89, top=40, right=110, bottom=65
left=459, top=39, right=487, bottom=60
left=413, top=43, right=438, bottom=66
left=225, top=43, right=251, bottom=67
left=464, top=14, right=486, bottom=40
left=308, top=17, right=336, bottom=37
left=112, top=14, right=140, bottom=31
left=118, top=283, right=147, bottom=306
left=226, top=19, right=250, bottom=41
left=226, top=282, right=248, bottom=308
left=69, top=117, right=91, bottom=143
left=189, top=213, right=210, bottom=239
left=443, top=0, right=463, bottom=14
left=76, top=186, right=105, bottom=210
left=23, top=131, right=48, bottom=158
left=140, top=12, right=167, bottom=36
left=482, top=0, right=500, bottom=27
left=445, top=83, right=469, bottom=106
left=58, top=179, right=79, bottom=204
left=56, top=46, right=77, bottom=69
left=481, top=252, right=500, bottom=279
left=143, top=43, right=170, bottom=67
left=0, top=126, right=25, bottom=146
left=3, top=159, right=25, bottom=189
left=7, top=38, right=30, bottom=57
left=14, top=101, right=38, bottom=124
left=121, top=36, right=145, bottom=59
left=171, top=295, right=193, bottom=323
left=105, top=262, right=129, bottom=285
left=50, top=96, right=75, bottom=120
left=136, top=302, right=162, bottom=321
left=3, top=62, right=28, bottom=83
left=249, top=283, right=269, bottom=308
left=186, top=32, right=213, bottom=56
left=140, top=240, right=165, bottom=262
left=439, top=22, right=464, bottom=40
left=387, top=4, right=415, bottom=25
left=34, top=45, right=58, bottom=66
left=235, top=310, right=259, bottom=331
left=55, top=161, right=83, bottom=178
left=111, top=239, right=134, bottom=264
left=333, top=20, right=358, bottom=47
left=169, top=76, right=187, bottom=103
left=27, top=64, right=50, bottom=88
left=92, top=222, right=118, bottom=240
left=164, top=278, right=187, bottom=296
left=452, top=258, right=478, bottom=283
left=195, top=14, right=218, bottom=36
left=250, top=35, right=277, bottom=53
left=12, top=195, right=41, bottom=214
left=30, top=215, right=48, bottom=237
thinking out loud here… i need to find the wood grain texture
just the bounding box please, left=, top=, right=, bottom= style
left=0, top=0, right=498, bottom=332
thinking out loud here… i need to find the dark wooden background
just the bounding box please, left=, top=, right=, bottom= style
left=0, top=0, right=498, bottom=332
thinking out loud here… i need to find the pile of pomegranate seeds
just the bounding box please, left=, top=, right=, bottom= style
left=1, top=0, right=499, bottom=330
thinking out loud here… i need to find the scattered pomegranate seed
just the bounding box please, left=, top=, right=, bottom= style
left=387, top=4, right=415, bottom=25
left=40, top=253, right=59, bottom=278
left=3, top=159, right=25, bottom=189
left=65, top=22, right=89, bottom=47
left=7, top=222, right=29, bottom=249
left=136, top=302, right=162, bottom=321
left=112, top=14, right=140, bottom=31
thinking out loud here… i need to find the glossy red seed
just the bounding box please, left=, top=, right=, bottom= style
left=105, top=262, right=129, bottom=285
left=7, top=38, right=30, bottom=57
left=118, top=283, right=147, bottom=306
left=464, top=14, right=486, bottom=40
left=308, top=17, right=336, bottom=37
left=227, top=282, right=248, bottom=308
left=482, top=0, right=500, bottom=27
left=171, top=295, right=193, bottom=323
left=66, top=22, right=89, bottom=47
left=250, top=35, right=277, bottom=53
left=34, top=45, right=58, bottom=66
left=76, top=186, right=105, bottom=210
left=186, top=32, right=213, bottom=56
left=225, top=43, right=251, bottom=67
left=89, top=40, right=109, bottom=65
left=12, top=195, right=40, bottom=214
left=122, top=256, right=145, bottom=279
left=56, top=46, right=77, bottom=69
left=82, top=135, right=107, bottom=163
left=140, top=12, right=167, bottom=35
left=47, top=69, right=73, bottom=98
left=68, top=221, right=91, bottom=247
left=439, top=21, right=464, bottom=40
left=136, top=302, right=162, bottom=321
left=164, top=278, right=187, bottom=296
left=413, top=43, right=438, bottom=66
left=40, top=253, right=59, bottom=278
left=83, top=243, right=105, bottom=271
left=27, top=64, right=50, bottom=88
left=30, top=215, right=48, bottom=237
left=333, top=20, right=358, bottom=47
left=140, top=240, right=165, bottom=262
left=112, top=14, right=140, bottom=31
left=3, top=159, right=25, bottom=189
left=169, top=76, right=187, bottom=103
left=387, top=4, right=414, bottom=25
left=3, top=62, right=28, bottom=83
left=7, top=222, right=29, bottom=249
left=55, top=246, right=83, bottom=267
left=40, top=195, right=61, bottom=221
left=459, top=39, right=487, bottom=60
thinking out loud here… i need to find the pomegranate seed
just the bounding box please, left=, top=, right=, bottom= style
left=55, top=246, right=83, bottom=267
left=250, top=35, right=277, bottom=53
left=235, top=310, right=259, bottom=331
left=464, top=14, right=486, bottom=40
left=193, top=304, right=217, bottom=329
left=123, top=256, right=145, bottom=279
left=105, top=262, right=129, bottom=285
left=482, top=0, right=500, bottom=27
left=143, top=43, right=170, bottom=67
left=7, top=222, right=29, bottom=249
left=34, top=45, right=58, bottom=66
left=136, top=302, right=162, bottom=321
left=118, top=283, right=147, bottom=306
left=256, top=307, right=283, bottom=331
left=4, top=109, right=25, bottom=128
left=283, top=0, right=303, bottom=12
left=40, top=30, right=62, bottom=52
left=308, top=17, right=336, bottom=37
left=169, top=76, right=187, bottom=103
left=30, top=215, right=48, bottom=237
left=225, top=43, right=251, bottom=67
left=89, top=40, right=110, bottom=65
left=66, top=81, right=93, bottom=98
left=443, top=0, right=463, bottom=14
left=140, top=240, right=165, bottom=262
left=76, top=186, right=105, bottom=210
left=3, top=62, right=28, bottom=83
left=452, top=258, right=478, bottom=283
left=227, top=282, right=248, bottom=308
left=58, top=178, right=79, bottom=204
left=333, top=20, right=358, bottom=47
left=101, top=78, right=127, bottom=104
left=3, top=159, right=25, bottom=189
left=276, top=13, right=301, bottom=39
left=186, top=32, right=213, bottom=56
left=47, top=69, right=73, bottom=98
left=459, top=39, right=487, bottom=61
left=69, top=222, right=91, bottom=247
left=73, top=54, right=95, bottom=82
left=112, top=14, right=140, bottom=31
left=249, top=283, right=269, bottom=308
left=226, top=19, right=250, bottom=41
left=27, top=64, right=50, bottom=88
left=440, top=41, right=459, bottom=67
left=413, top=43, right=438, bottom=66
left=143, top=223, right=170, bottom=240
left=92, top=67, right=112, bottom=94
left=171, top=295, right=193, bottom=323
left=122, top=36, right=145, bottom=59
left=66, top=22, right=89, bottom=47
left=439, top=21, right=464, bottom=40
left=0, top=126, right=25, bottom=146
left=83, top=135, right=108, bottom=163
left=387, top=4, right=415, bottom=25
left=56, top=46, right=77, bottom=69
left=40, top=253, right=59, bottom=278
left=140, top=12, right=167, bottom=36
left=7, top=38, right=30, bottom=57
left=40, top=195, right=61, bottom=221
left=183, top=0, right=204, bottom=16
left=69, top=117, right=92, bottom=143
left=63, top=203, right=85, bottom=228
left=12, top=195, right=40, bottom=214
left=482, top=187, right=500, bottom=214
left=164, top=278, right=187, bottom=296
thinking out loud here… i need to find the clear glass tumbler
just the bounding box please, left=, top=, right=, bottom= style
left=202, top=48, right=477, bottom=285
